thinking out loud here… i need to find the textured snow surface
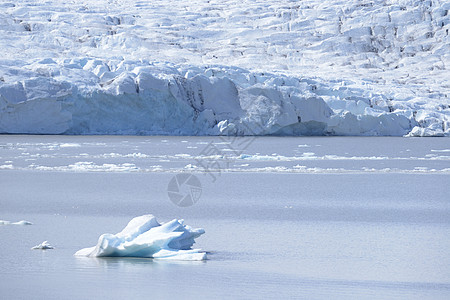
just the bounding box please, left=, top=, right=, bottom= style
left=0, top=0, right=449, bottom=136
left=74, top=215, right=206, bottom=260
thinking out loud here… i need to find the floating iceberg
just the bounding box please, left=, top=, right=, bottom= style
left=75, top=215, right=206, bottom=261
left=0, top=220, right=33, bottom=225
left=32, top=241, right=54, bottom=250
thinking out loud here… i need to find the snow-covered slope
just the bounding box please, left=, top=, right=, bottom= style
left=0, top=0, right=449, bottom=136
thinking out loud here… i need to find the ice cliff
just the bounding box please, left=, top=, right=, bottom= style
left=0, top=0, right=449, bottom=136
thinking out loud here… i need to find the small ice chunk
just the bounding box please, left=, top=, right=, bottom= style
left=59, top=143, right=81, bottom=148
left=0, top=220, right=33, bottom=225
left=13, top=220, right=33, bottom=225
left=75, top=215, right=206, bottom=261
left=32, top=241, right=54, bottom=250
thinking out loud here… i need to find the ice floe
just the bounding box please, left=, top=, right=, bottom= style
left=32, top=241, right=54, bottom=250
left=75, top=215, right=206, bottom=261
left=0, top=220, right=33, bottom=225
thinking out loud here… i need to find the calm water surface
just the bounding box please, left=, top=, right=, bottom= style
left=0, top=136, right=449, bottom=299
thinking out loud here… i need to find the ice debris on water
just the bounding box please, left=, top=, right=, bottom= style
left=75, top=215, right=206, bottom=261
left=32, top=241, right=54, bottom=250
left=0, top=220, right=33, bottom=225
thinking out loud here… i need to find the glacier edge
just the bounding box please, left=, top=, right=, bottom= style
left=1, top=61, right=446, bottom=136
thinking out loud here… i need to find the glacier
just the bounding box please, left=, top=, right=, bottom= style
left=0, top=0, right=449, bottom=136
left=74, top=215, right=207, bottom=261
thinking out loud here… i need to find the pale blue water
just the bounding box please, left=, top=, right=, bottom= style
left=0, top=136, right=449, bottom=299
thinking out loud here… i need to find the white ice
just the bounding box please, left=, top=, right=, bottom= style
left=0, top=0, right=449, bottom=136
left=31, top=241, right=54, bottom=250
left=0, top=220, right=33, bottom=225
left=74, top=215, right=206, bottom=261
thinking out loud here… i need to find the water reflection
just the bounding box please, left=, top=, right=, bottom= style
left=74, top=256, right=206, bottom=271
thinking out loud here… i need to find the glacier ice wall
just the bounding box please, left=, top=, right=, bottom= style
left=0, top=60, right=443, bottom=136
left=0, top=0, right=449, bottom=136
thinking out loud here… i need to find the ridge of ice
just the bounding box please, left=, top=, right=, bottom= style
left=0, top=0, right=449, bottom=136
left=74, top=215, right=207, bottom=261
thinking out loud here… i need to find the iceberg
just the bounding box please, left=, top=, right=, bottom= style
left=0, top=220, right=33, bottom=225
left=75, top=215, right=206, bottom=261
left=32, top=241, right=54, bottom=250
